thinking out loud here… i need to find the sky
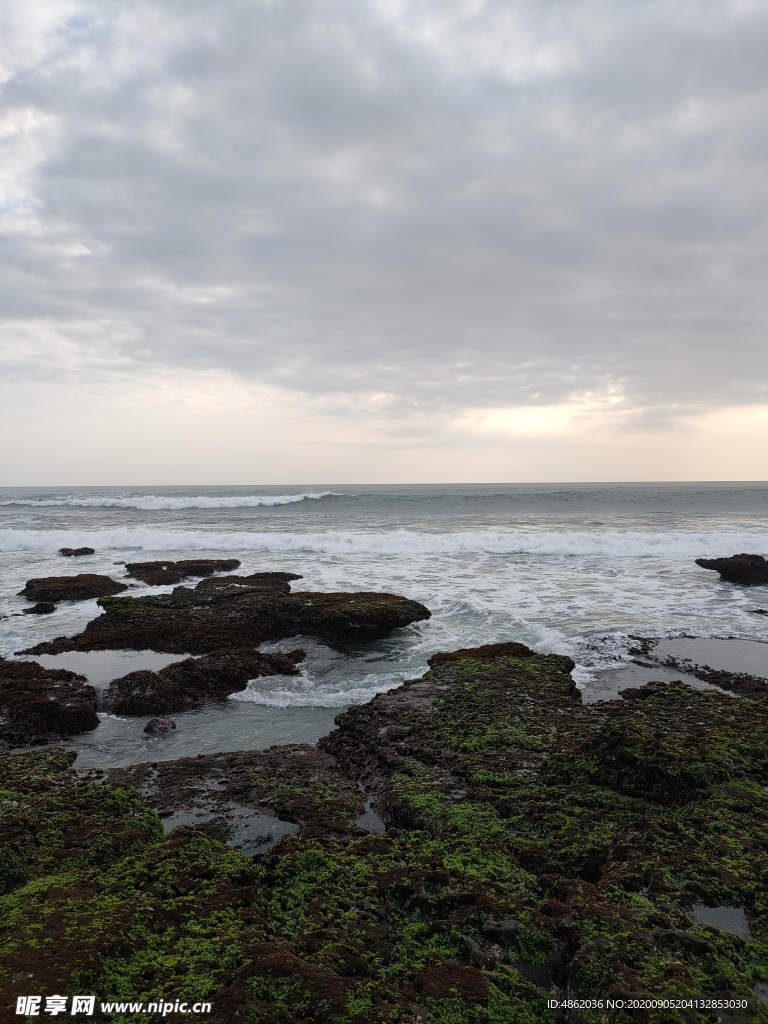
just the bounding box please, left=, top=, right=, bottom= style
left=1, top=0, right=767, bottom=484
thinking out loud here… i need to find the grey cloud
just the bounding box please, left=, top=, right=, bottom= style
left=1, top=0, right=767, bottom=417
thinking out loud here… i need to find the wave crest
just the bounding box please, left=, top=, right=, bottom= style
left=0, top=492, right=339, bottom=511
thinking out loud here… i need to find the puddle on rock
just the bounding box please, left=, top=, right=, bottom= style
left=161, top=807, right=299, bottom=856
left=35, top=649, right=190, bottom=686
left=691, top=904, right=752, bottom=941
left=356, top=782, right=386, bottom=833
left=584, top=662, right=730, bottom=704
left=651, top=638, right=768, bottom=678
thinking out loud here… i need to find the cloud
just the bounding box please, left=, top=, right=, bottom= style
left=1, top=0, right=767, bottom=480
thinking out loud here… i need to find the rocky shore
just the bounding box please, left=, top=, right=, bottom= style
left=2, top=640, right=767, bottom=1022
left=22, top=571, right=431, bottom=656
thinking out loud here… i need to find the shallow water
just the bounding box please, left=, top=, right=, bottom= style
left=68, top=702, right=340, bottom=769
left=691, top=904, right=752, bottom=941
left=651, top=637, right=768, bottom=676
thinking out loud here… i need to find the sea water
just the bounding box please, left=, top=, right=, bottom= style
left=1, top=482, right=766, bottom=765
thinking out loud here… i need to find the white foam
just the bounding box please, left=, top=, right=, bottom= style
left=230, top=672, right=406, bottom=708
left=0, top=492, right=339, bottom=511
left=1, top=525, right=766, bottom=557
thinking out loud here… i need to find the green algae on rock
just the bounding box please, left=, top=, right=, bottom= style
left=21, top=572, right=432, bottom=656
left=1, top=643, right=767, bottom=1023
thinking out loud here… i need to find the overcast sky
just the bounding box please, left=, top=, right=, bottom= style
left=1, top=0, right=767, bottom=483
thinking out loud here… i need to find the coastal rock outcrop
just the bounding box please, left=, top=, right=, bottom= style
left=18, top=574, right=128, bottom=603
left=695, top=552, right=768, bottom=585
left=0, top=657, right=99, bottom=746
left=125, top=558, right=241, bottom=585
left=2, top=643, right=766, bottom=1020
left=106, top=647, right=306, bottom=715
left=22, top=572, right=431, bottom=655
left=59, top=547, right=95, bottom=557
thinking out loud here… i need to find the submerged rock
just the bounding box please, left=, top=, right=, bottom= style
left=59, top=546, right=95, bottom=557
left=143, top=716, right=176, bottom=735
left=0, top=657, right=99, bottom=746
left=22, top=572, right=431, bottom=655
left=106, top=647, right=306, bottom=715
left=18, top=574, right=128, bottom=603
left=695, top=553, right=768, bottom=585
left=22, top=602, right=56, bottom=615
left=2, top=642, right=766, bottom=1020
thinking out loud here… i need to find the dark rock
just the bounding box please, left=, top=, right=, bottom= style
left=481, top=917, right=519, bottom=942
left=428, top=640, right=538, bottom=666
left=22, top=602, right=56, bottom=615
left=22, top=573, right=431, bottom=655
left=620, top=680, right=676, bottom=701
left=695, top=552, right=768, bottom=585
left=125, top=558, right=241, bottom=586
left=106, top=647, right=306, bottom=715
left=59, top=547, right=95, bottom=557
left=0, top=657, right=99, bottom=747
left=18, top=574, right=128, bottom=603
left=414, top=965, right=488, bottom=1004
left=143, top=716, right=176, bottom=735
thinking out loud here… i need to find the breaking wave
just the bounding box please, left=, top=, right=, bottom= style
left=0, top=492, right=339, bottom=511
left=1, top=526, right=766, bottom=558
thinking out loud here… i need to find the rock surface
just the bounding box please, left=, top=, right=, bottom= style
left=106, top=647, right=306, bottom=715
left=18, top=574, right=128, bottom=603
left=59, top=546, right=95, bottom=557
left=1, top=643, right=767, bottom=1021
left=695, top=552, right=768, bottom=585
left=125, top=558, right=241, bottom=585
left=0, top=657, right=99, bottom=746
left=22, top=572, right=431, bottom=655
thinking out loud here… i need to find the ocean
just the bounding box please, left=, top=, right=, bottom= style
left=2, top=482, right=767, bottom=766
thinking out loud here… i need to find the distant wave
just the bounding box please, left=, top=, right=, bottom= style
left=1, top=526, right=766, bottom=558
left=0, top=492, right=339, bottom=511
